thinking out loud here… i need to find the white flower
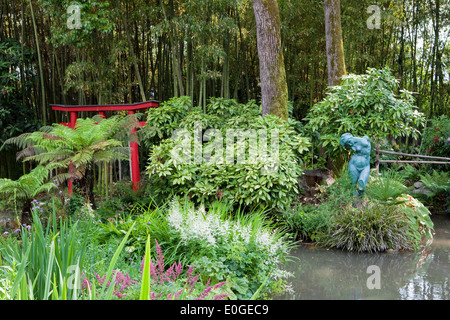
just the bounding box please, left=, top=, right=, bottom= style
left=166, top=200, right=289, bottom=260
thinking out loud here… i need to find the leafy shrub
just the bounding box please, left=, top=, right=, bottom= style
left=92, top=203, right=175, bottom=264
left=395, top=194, right=434, bottom=244
left=144, top=97, right=310, bottom=211
left=66, top=191, right=85, bottom=216
left=421, top=115, right=450, bottom=158
left=162, top=199, right=294, bottom=299
left=90, top=198, right=294, bottom=299
left=278, top=170, right=355, bottom=241
left=418, top=170, right=450, bottom=213
left=280, top=203, right=332, bottom=241
left=304, top=67, right=426, bottom=161
left=140, top=96, right=193, bottom=145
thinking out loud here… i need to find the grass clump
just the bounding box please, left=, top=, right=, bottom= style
left=322, top=202, right=418, bottom=253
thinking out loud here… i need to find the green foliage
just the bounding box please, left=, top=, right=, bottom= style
left=395, top=194, right=434, bottom=244
left=140, top=96, right=193, bottom=145
left=41, top=0, right=115, bottom=48
left=419, top=170, right=450, bottom=198
left=3, top=115, right=133, bottom=202
left=279, top=171, right=354, bottom=241
left=66, top=192, right=85, bottom=216
left=314, top=178, right=434, bottom=253
left=280, top=203, right=331, bottom=241
left=421, top=115, right=450, bottom=158
left=322, top=202, right=417, bottom=253
left=0, top=165, right=57, bottom=216
left=365, top=170, right=412, bottom=204
left=90, top=198, right=294, bottom=299
left=0, top=208, right=90, bottom=300
left=304, top=67, right=426, bottom=160
left=144, top=97, right=310, bottom=211
left=0, top=39, right=39, bottom=149
left=161, top=199, right=294, bottom=299
left=92, top=203, right=178, bottom=266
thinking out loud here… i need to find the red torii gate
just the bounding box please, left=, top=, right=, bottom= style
left=51, top=100, right=159, bottom=194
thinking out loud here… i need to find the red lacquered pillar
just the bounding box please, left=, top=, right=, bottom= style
left=128, top=110, right=140, bottom=191
left=68, top=111, right=78, bottom=195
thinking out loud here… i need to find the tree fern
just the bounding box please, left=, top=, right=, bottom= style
left=3, top=115, right=133, bottom=206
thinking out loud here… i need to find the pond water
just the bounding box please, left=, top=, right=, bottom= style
left=275, top=214, right=450, bottom=300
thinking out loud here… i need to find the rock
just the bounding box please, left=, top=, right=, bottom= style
left=414, top=181, right=424, bottom=189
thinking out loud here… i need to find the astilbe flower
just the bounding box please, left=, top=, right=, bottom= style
left=81, top=239, right=229, bottom=300
left=82, top=270, right=137, bottom=298
left=141, top=239, right=229, bottom=300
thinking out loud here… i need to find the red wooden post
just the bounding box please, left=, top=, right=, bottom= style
left=128, top=110, right=140, bottom=191
left=68, top=111, right=78, bottom=195
left=69, top=111, right=78, bottom=129
left=98, top=111, right=106, bottom=119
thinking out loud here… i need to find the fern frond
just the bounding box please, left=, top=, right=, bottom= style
left=0, top=178, right=28, bottom=200
left=24, top=150, right=72, bottom=165
left=1, top=132, right=34, bottom=151
left=51, top=172, right=72, bottom=184
left=420, top=171, right=450, bottom=195
left=31, top=182, right=57, bottom=198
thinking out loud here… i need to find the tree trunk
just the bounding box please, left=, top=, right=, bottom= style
left=252, top=0, right=288, bottom=120
left=323, top=0, right=346, bottom=86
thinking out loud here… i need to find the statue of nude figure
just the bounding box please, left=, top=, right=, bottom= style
left=340, top=133, right=371, bottom=196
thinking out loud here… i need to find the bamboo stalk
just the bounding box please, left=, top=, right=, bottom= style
left=29, top=0, right=46, bottom=125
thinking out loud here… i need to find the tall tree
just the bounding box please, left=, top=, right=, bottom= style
left=252, top=0, right=288, bottom=120
left=324, top=0, right=346, bottom=86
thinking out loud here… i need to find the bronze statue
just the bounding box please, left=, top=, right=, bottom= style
left=340, top=133, right=371, bottom=196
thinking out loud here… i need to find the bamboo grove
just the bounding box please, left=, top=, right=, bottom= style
left=1, top=0, right=449, bottom=180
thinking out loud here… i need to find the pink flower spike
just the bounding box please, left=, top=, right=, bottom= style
left=213, top=281, right=227, bottom=289
left=189, top=274, right=200, bottom=293
left=214, top=293, right=230, bottom=300
left=175, top=262, right=182, bottom=277
left=175, top=289, right=183, bottom=298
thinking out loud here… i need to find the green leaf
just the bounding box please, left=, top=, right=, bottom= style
left=139, top=235, right=151, bottom=300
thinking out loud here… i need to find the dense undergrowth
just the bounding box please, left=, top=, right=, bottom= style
left=0, top=88, right=448, bottom=300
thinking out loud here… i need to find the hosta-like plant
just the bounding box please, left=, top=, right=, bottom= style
left=145, top=99, right=310, bottom=211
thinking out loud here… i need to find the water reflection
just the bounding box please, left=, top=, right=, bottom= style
left=276, top=215, right=450, bottom=300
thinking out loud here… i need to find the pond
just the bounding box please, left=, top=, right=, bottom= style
left=275, top=214, right=450, bottom=300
